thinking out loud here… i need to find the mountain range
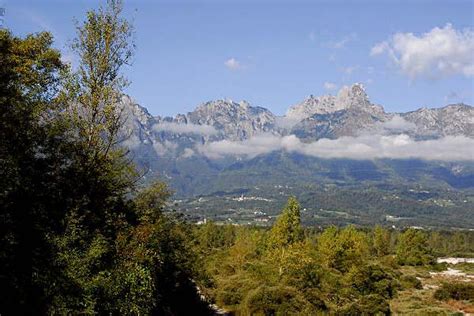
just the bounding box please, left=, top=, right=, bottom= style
left=116, top=83, right=474, bottom=228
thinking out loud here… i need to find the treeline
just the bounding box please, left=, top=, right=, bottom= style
left=192, top=200, right=474, bottom=314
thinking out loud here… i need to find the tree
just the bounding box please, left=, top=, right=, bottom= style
left=396, top=228, right=434, bottom=266
left=112, top=182, right=211, bottom=315
left=0, top=29, right=65, bottom=314
left=317, top=226, right=369, bottom=273
left=267, top=197, right=303, bottom=249
left=46, top=1, right=138, bottom=312
left=69, top=0, right=134, bottom=161
left=373, top=225, right=391, bottom=257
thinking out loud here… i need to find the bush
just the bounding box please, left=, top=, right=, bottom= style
left=344, top=264, right=399, bottom=299
left=399, top=275, right=423, bottom=290
left=242, top=285, right=318, bottom=315
left=430, top=262, right=447, bottom=272
left=434, top=283, right=474, bottom=301
left=338, top=294, right=391, bottom=315
left=215, top=274, right=259, bottom=307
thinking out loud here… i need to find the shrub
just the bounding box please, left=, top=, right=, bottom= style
left=399, top=275, right=423, bottom=290
left=434, top=282, right=474, bottom=301
left=242, top=285, right=317, bottom=315
left=338, top=294, right=391, bottom=315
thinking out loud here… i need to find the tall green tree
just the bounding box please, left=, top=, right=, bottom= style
left=396, top=228, right=434, bottom=266
left=267, top=197, right=303, bottom=249
left=46, top=1, right=138, bottom=312
left=69, top=0, right=134, bottom=160
left=373, top=225, right=391, bottom=257
left=317, top=225, right=369, bottom=273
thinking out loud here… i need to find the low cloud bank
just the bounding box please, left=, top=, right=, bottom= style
left=377, top=115, right=417, bottom=133
left=154, top=122, right=218, bottom=135
left=197, top=133, right=474, bottom=161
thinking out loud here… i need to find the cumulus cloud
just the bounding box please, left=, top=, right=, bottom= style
left=371, top=24, right=474, bottom=79
left=224, top=58, right=242, bottom=70
left=323, top=82, right=338, bottom=91
left=197, top=133, right=474, bottom=161
left=154, top=122, right=218, bottom=135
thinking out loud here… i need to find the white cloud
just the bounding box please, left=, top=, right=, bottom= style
left=181, top=148, right=195, bottom=158
left=197, top=133, right=474, bottom=161
left=197, top=134, right=281, bottom=159
left=308, top=31, right=316, bottom=42
left=153, top=140, right=178, bottom=156
left=224, top=58, right=242, bottom=70
left=329, top=33, right=358, bottom=49
left=379, top=116, right=417, bottom=133
left=323, top=82, right=338, bottom=91
left=371, top=24, right=474, bottom=79
left=370, top=41, right=389, bottom=56
left=153, top=122, right=218, bottom=135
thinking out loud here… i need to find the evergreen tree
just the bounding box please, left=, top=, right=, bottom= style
left=317, top=225, right=369, bottom=273
left=396, top=228, right=434, bottom=266
left=373, top=225, right=391, bottom=257
left=267, top=197, right=303, bottom=249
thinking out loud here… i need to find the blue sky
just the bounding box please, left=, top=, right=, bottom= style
left=2, top=0, right=473, bottom=116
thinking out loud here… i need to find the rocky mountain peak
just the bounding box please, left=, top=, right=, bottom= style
left=336, top=83, right=369, bottom=107
left=286, top=83, right=384, bottom=121
left=185, top=99, right=276, bottom=140
left=402, top=103, right=474, bottom=137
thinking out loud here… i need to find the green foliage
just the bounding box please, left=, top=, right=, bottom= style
left=434, top=282, right=474, bottom=301
left=267, top=197, right=303, bottom=249
left=338, top=294, right=391, bottom=316
left=195, top=221, right=236, bottom=254
left=399, top=275, right=423, bottom=290
left=69, top=0, right=134, bottom=159
left=242, top=285, right=316, bottom=316
left=373, top=225, right=391, bottom=257
left=343, top=264, right=399, bottom=299
left=396, top=229, right=434, bottom=266
left=317, top=225, right=369, bottom=273
left=0, top=28, right=66, bottom=313
left=0, top=1, right=211, bottom=314
left=196, top=200, right=405, bottom=315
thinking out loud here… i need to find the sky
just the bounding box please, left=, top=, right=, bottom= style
left=2, top=0, right=474, bottom=117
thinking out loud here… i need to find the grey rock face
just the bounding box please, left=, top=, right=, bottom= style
left=286, top=83, right=385, bottom=121
left=292, top=107, right=389, bottom=140
left=402, top=103, right=474, bottom=138
left=187, top=99, right=276, bottom=141
left=116, top=84, right=473, bottom=162
left=287, top=84, right=390, bottom=140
